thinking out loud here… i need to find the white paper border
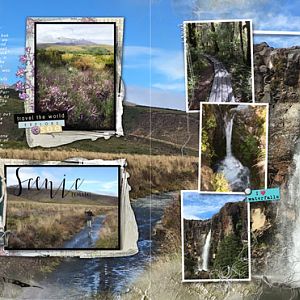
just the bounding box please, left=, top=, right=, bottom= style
left=181, top=190, right=251, bottom=282
left=0, top=158, right=139, bottom=258
left=198, top=102, right=269, bottom=193
left=183, top=19, right=255, bottom=113
left=25, top=17, right=124, bottom=148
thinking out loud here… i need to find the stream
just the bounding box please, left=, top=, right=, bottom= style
left=16, top=193, right=175, bottom=299
left=63, top=215, right=105, bottom=249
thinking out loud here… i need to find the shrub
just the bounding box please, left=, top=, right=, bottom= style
left=72, top=56, right=96, bottom=71
left=213, top=234, right=248, bottom=278
left=212, top=173, right=230, bottom=192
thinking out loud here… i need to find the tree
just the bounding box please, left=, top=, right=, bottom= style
left=210, top=22, right=219, bottom=54
left=187, top=23, right=197, bottom=49
left=239, top=21, right=245, bottom=63
left=245, top=21, right=252, bottom=66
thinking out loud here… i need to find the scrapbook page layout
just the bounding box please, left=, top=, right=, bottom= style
left=0, top=0, right=300, bottom=299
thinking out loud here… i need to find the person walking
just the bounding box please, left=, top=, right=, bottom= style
left=85, top=209, right=94, bottom=228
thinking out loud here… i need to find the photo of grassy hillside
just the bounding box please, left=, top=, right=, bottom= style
left=35, top=23, right=115, bottom=130
left=5, top=165, right=119, bottom=250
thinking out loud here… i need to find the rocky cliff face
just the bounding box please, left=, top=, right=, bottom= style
left=201, top=43, right=300, bottom=189
left=254, top=43, right=300, bottom=184
left=184, top=201, right=248, bottom=277
left=251, top=43, right=300, bottom=274
left=254, top=42, right=300, bottom=104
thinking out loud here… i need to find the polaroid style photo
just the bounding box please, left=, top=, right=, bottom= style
left=0, top=158, right=139, bottom=257
left=183, top=19, right=254, bottom=112
left=25, top=17, right=124, bottom=147
left=181, top=190, right=251, bottom=282
left=199, top=102, right=269, bottom=193
left=5, top=165, right=121, bottom=251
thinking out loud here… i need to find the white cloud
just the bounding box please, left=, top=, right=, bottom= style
left=182, top=191, right=246, bottom=219
left=94, top=180, right=118, bottom=197
left=6, top=167, right=40, bottom=188
left=36, top=23, right=114, bottom=45
left=152, top=49, right=184, bottom=81
left=124, top=46, right=151, bottom=57
left=152, top=82, right=185, bottom=91
left=125, top=45, right=185, bottom=80
left=124, top=45, right=185, bottom=96
left=6, top=47, right=24, bottom=56
left=254, top=35, right=300, bottom=48
left=255, top=13, right=300, bottom=31
left=177, top=0, right=300, bottom=33
left=125, top=84, right=185, bottom=110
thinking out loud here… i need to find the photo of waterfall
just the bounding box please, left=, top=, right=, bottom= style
left=200, top=102, right=268, bottom=192
left=182, top=191, right=250, bottom=282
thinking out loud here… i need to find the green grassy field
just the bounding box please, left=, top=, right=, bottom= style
left=1, top=92, right=199, bottom=156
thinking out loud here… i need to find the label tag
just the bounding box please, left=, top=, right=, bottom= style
left=18, top=120, right=65, bottom=128
left=14, top=111, right=68, bottom=123
left=245, top=187, right=280, bottom=202
left=39, top=125, right=63, bottom=134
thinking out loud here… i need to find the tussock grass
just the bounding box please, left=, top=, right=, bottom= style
left=95, top=210, right=119, bottom=248
left=0, top=149, right=198, bottom=198
left=7, top=200, right=113, bottom=249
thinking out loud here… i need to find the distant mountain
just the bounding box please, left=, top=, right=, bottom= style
left=44, top=37, right=97, bottom=46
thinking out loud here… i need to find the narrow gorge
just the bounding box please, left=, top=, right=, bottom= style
left=184, top=201, right=249, bottom=280
left=201, top=103, right=266, bottom=192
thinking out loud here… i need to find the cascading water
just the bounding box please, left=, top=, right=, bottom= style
left=216, top=110, right=250, bottom=192
left=288, top=149, right=300, bottom=286
left=225, top=114, right=234, bottom=156
left=201, top=229, right=212, bottom=271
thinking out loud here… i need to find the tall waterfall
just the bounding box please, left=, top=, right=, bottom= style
left=201, top=229, right=212, bottom=271
left=216, top=111, right=250, bottom=192
left=288, top=150, right=300, bottom=285
left=224, top=113, right=234, bottom=156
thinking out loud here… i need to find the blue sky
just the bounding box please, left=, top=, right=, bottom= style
left=182, top=191, right=246, bottom=220
left=1, top=0, right=300, bottom=110
left=6, top=166, right=119, bottom=196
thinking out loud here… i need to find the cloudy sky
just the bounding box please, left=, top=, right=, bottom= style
left=36, top=23, right=114, bottom=45
left=1, top=0, right=300, bottom=110
left=182, top=191, right=246, bottom=220
left=6, top=166, right=119, bottom=197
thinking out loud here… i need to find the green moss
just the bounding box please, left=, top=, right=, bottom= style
left=201, top=110, right=217, bottom=164
left=239, top=134, right=259, bottom=165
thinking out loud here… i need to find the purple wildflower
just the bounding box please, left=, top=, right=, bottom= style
left=15, top=81, right=24, bottom=91
left=19, top=55, right=27, bottom=64
left=16, top=68, right=25, bottom=77
left=50, top=86, right=60, bottom=94
left=19, top=92, right=28, bottom=101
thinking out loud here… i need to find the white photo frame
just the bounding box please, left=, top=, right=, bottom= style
left=183, top=19, right=255, bottom=113
left=198, top=102, right=269, bottom=193
left=0, top=158, right=139, bottom=258
left=181, top=190, right=251, bottom=282
left=25, top=17, right=124, bottom=148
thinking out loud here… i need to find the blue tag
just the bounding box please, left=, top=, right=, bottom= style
left=245, top=187, right=280, bottom=202
left=18, top=120, right=65, bottom=128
